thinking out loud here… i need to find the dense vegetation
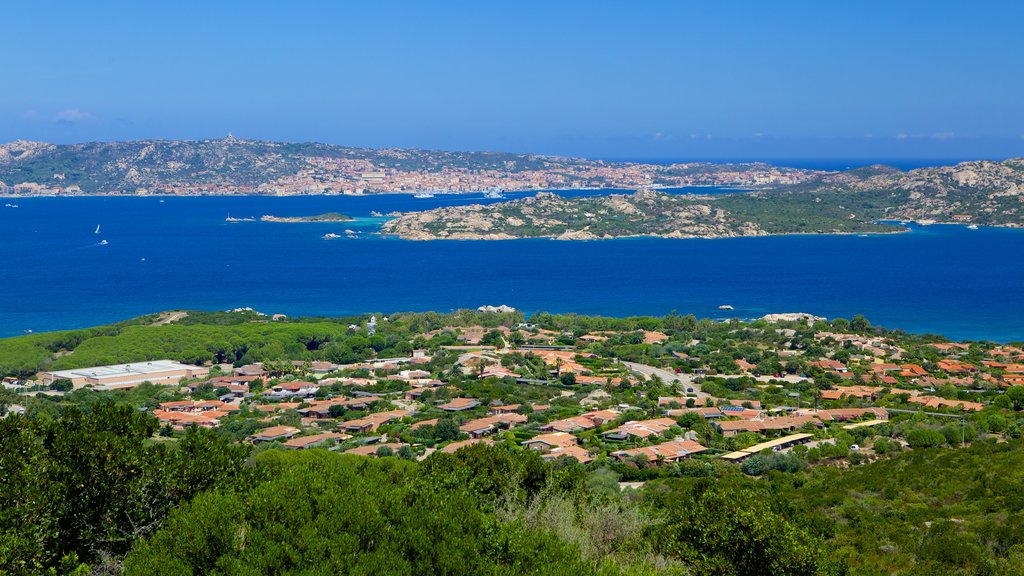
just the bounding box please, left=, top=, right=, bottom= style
left=5, top=401, right=1024, bottom=575
left=0, top=403, right=249, bottom=574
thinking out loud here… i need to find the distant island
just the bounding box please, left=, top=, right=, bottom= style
left=260, top=212, right=353, bottom=223
left=380, top=190, right=901, bottom=240
left=382, top=158, right=1024, bottom=240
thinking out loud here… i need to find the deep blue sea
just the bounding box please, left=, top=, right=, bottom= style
left=1, top=187, right=1022, bottom=342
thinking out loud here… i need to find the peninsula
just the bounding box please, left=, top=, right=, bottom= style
left=259, top=212, right=353, bottom=223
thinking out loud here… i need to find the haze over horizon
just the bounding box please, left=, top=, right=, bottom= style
left=4, top=0, right=1022, bottom=161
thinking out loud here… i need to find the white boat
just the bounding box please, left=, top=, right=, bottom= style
left=4, top=203, right=18, bottom=208
left=484, top=189, right=506, bottom=199
left=322, top=233, right=342, bottom=240
left=98, top=239, right=109, bottom=246
left=967, top=225, right=979, bottom=230
left=718, top=305, right=734, bottom=310
left=413, top=192, right=435, bottom=199
left=95, top=224, right=101, bottom=235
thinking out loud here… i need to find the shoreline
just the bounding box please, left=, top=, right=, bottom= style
left=376, top=226, right=912, bottom=242
left=2, top=305, right=1019, bottom=344
left=0, top=184, right=766, bottom=200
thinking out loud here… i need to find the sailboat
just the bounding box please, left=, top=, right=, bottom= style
left=94, top=224, right=101, bottom=235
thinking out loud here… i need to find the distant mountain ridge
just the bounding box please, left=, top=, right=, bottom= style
left=0, top=137, right=822, bottom=195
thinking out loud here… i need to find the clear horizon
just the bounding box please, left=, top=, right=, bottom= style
left=3, top=0, right=1022, bottom=159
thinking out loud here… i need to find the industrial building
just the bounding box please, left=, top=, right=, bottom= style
left=40, top=360, right=209, bottom=390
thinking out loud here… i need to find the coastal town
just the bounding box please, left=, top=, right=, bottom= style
left=0, top=138, right=822, bottom=197
left=6, top=309, right=1023, bottom=475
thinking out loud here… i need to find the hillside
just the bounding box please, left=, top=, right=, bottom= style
left=800, top=158, right=1024, bottom=224
left=4, top=309, right=1024, bottom=574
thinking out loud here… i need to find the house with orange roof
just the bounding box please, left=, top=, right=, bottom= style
left=438, top=397, right=481, bottom=411
left=253, top=402, right=301, bottom=413
left=715, top=415, right=821, bottom=436
left=521, top=431, right=579, bottom=451
left=862, top=373, right=899, bottom=386
left=808, top=359, right=848, bottom=372
left=263, top=380, right=319, bottom=399
left=581, top=409, right=621, bottom=425
left=603, top=417, right=677, bottom=441
left=1002, top=375, right=1024, bottom=387
left=735, top=359, right=757, bottom=373
left=283, top=432, right=349, bottom=450
left=337, top=396, right=382, bottom=411
left=397, top=369, right=431, bottom=380
left=297, top=398, right=350, bottom=418
left=340, top=409, right=410, bottom=434
left=248, top=425, right=301, bottom=443
left=937, top=359, right=976, bottom=374
left=478, top=365, right=521, bottom=379
left=990, top=346, right=1024, bottom=359
left=153, top=409, right=223, bottom=430
left=541, top=445, right=593, bottom=463
left=459, top=413, right=528, bottom=437
left=907, top=396, right=983, bottom=412
left=410, top=418, right=438, bottom=430
left=405, top=387, right=432, bottom=400
left=610, top=439, right=707, bottom=464
left=819, top=385, right=880, bottom=401
left=543, top=416, right=599, bottom=433
left=899, top=364, right=928, bottom=377
left=343, top=442, right=408, bottom=457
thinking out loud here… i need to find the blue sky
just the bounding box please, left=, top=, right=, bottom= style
left=3, top=0, right=1022, bottom=160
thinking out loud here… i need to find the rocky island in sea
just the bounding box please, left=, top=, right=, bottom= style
left=260, top=212, right=353, bottom=223
left=381, top=158, right=1024, bottom=240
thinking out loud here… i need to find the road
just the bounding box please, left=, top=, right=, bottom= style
left=622, top=361, right=708, bottom=398
left=150, top=310, right=189, bottom=326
